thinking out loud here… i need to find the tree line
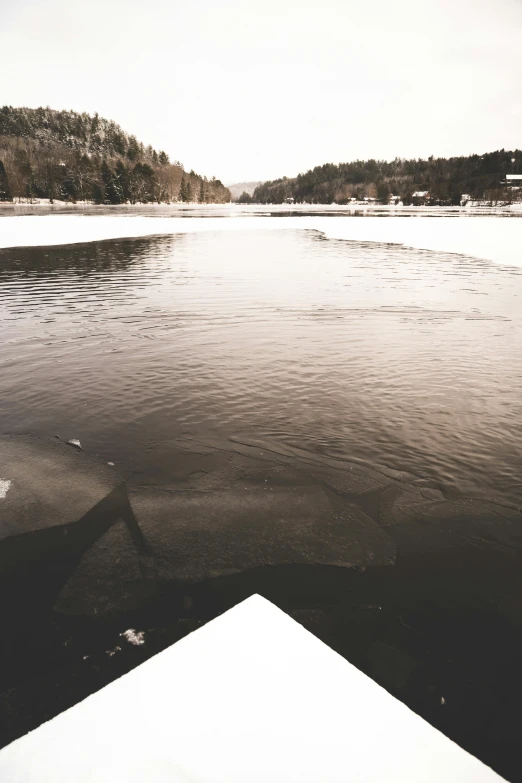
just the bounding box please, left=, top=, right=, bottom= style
left=250, top=150, right=522, bottom=205
left=0, top=106, right=230, bottom=204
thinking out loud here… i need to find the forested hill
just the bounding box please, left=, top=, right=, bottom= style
left=252, top=151, right=522, bottom=205
left=0, top=106, right=231, bottom=204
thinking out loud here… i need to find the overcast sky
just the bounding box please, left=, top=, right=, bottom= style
left=1, top=0, right=521, bottom=183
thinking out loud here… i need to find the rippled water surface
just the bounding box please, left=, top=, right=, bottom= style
left=1, top=224, right=521, bottom=505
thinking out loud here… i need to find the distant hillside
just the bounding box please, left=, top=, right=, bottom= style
left=227, top=181, right=264, bottom=200
left=253, top=151, right=522, bottom=205
left=0, top=106, right=231, bottom=204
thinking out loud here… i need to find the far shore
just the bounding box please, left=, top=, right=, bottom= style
left=1, top=199, right=521, bottom=212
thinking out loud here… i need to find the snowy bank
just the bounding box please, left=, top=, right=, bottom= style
left=0, top=214, right=521, bottom=267
left=0, top=595, right=503, bottom=783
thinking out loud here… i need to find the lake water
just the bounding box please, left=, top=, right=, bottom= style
left=1, top=213, right=521, bottom=506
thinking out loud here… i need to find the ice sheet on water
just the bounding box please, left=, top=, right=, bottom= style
left=0, top=213, right=521, bottom=267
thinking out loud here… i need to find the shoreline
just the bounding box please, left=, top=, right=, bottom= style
left=3, top=198, right=521, bottom=212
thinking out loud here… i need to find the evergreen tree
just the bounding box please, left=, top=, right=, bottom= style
left=101, top=160, right=122, bottom=204
left=376, top=181, right=390, bottom=204
left=24, top=163, right=39, bottom=200
left=92, top=181, right=104, bottom=205
left=115, top=160, right=129, bottom=202
left=129, top=163, right=154, bottom=203
left=59, top=167, right=78, bottom=202
left=46, top=162, right=57, bottom=204
left=126, top=135, right=140, bottom=162
left=0, top=160, right=11, bottom=200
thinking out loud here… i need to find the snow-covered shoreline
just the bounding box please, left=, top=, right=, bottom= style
left=0, top=214, right=521, bottom=267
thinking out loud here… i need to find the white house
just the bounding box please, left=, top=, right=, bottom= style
left=506, top=174, right=522, bottom=190
left=411, top=190, right=430, bottom=205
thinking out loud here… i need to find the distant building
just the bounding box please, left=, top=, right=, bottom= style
left=284, top=197, right=295, bottom=204
left=411, top=190, right=430, bottom=205
left=460, top=193, right=472, bottom=206
left=498, top=174, right=522, bottom=203
left=505, top=174, right=522, bottom=191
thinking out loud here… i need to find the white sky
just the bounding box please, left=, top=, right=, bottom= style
left=1, top=0, right=521, bottom=183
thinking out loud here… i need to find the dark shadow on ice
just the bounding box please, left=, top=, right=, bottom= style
left=0, top=483, right=146, bottom=690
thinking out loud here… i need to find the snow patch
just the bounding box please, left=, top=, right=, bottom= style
left=120, top=628, right=145, bottom=646
left=0, top=479, right=11, bottom=499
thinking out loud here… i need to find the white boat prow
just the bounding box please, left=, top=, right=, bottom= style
left=0, top=594, right=505, bottom=782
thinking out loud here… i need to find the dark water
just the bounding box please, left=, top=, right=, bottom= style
left=1, top=228, right=521, bottom=506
